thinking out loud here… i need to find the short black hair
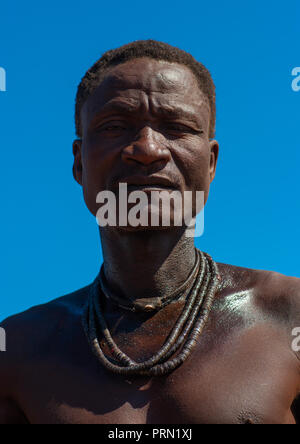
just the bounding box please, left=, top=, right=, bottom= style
left=75, top=40, right=216, bottom=139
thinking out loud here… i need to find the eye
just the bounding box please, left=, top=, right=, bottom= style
left=104, top=125, right=125, bottom=131
left=166, top=123, right=189, bottom=132
left=95, top=121, right=128, bottom=133
left=163, top=122, right=202, bottom=135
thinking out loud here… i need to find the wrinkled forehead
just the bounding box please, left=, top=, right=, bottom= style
left=100, top=58, right=198, bottom=94
left=82, top=58, right=210, bottom=119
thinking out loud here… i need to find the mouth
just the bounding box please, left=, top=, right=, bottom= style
left=126, top=184, right=176, bottom=192
left=118, top=175, right=179, bottom=191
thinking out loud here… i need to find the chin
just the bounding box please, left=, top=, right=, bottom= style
left=103, top=223, right=187, bottom=236
left=114, top=224, right=180, bottom=232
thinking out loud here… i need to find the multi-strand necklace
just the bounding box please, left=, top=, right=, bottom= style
left=82, top=249, right=220, bottom=376
left=98, top=250, right=201, bottom=312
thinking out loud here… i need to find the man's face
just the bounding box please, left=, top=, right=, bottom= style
left=73, top=58, right=218, bottom=227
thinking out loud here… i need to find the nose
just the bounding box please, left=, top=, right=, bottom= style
left=122, top=126, right=171, bottom=166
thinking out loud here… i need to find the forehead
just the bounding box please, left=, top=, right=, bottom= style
left=82, top=58, right=210, bottom=121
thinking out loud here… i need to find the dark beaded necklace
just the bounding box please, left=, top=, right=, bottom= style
left=98, top=250, right=200, bottom=312
left=82, top=249, right=220, bottom=376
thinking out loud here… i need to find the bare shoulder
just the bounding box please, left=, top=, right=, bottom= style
left=218, top=261, right=300, bottom=320
left=0, top=283, right=92, bottom=396
left=218, top=264, right=300, bottom=310
left=251, top=267, right=300, bottom=327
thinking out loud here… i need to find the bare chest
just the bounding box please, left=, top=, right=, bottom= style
left=17, top=321, right=298, bottom=424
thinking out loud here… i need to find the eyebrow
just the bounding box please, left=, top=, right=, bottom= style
left=91, top=99, right=204, bottom=128
left=151, top=102, right=202, bottom=126
left=92, top=99, right=141, bottom=116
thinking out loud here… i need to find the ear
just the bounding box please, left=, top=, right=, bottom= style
left=209, top=140, right=219, bottom=183
left=72, top=139, right=83, bottom=185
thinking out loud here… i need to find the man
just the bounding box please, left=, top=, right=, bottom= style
left=0, top=40, right=299, bottom=424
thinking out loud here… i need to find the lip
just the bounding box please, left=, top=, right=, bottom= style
left=118, top=175, right=179, bottom=190
left=126, top=185, right=177, bottom=194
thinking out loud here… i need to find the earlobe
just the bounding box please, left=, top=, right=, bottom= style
left=209, top=140, right=219, bottom=183
left=72, top=139, right=83, bottom=185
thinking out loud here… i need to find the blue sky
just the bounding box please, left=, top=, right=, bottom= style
left=0, top=1, right=299, bottom=320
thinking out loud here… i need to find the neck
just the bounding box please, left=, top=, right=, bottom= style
left=99, top=227, right=197, bottom=302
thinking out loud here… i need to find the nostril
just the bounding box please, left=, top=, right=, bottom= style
left=122, top=142, right=171, bottom=166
